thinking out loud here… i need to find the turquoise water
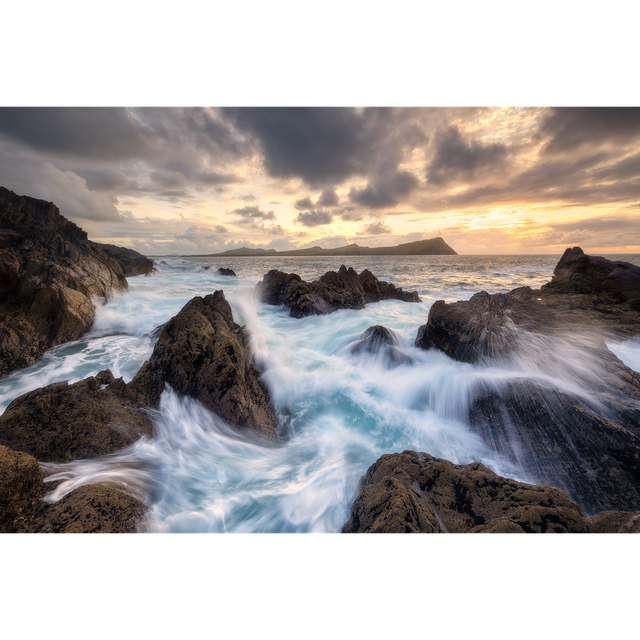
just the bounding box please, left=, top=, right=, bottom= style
left=2, top=254, right=639, bottom=532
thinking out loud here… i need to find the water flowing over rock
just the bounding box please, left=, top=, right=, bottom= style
left=256, top=265, right=420, bottom=318
left=413, top=247, right=640, bottom=513
left=349, top=325, right=413, bottom=367
left=96, top=243, right=154, bottom=276
left=0, top=187, right=128, bottom=378
left=0, top=370, right=154, bottom=463
left=342, top=451, right=640, bottom=533
left=127, top=290, right=278, bottom=440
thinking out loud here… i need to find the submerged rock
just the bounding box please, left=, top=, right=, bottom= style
left=96, top=243, right=154, bottom=277
left=127, top=290, right=278, bottom=440
left=0, top=370, right=154, bottom=463
left=0, top=187, right=128, bottom=378
left=342, top=451, right=640, bottom=533
left=256, top=265, right=420, bottom=318
left=350, top=325, right=412, bottom=367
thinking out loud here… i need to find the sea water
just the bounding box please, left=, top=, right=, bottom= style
left=2, top=254, right=640, bottom=532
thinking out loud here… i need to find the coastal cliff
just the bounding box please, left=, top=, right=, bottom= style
left=0, top=187, right=130, bottom=377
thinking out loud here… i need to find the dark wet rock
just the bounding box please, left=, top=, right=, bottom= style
left=342, top=451, right=640, bottom=533
left=1, top=438, right=148, bottom=533
left=11, top=484, right=148, bottom=533
left=0, top=187, right=128, bottom=378
left=0, top=445, right=44, bottom=530
left=96, top=243, right=153, bottom=277
left=216, top=267, right=236, bottom=276
left=415, top=291, right=555, bottom=363
left=412, top=249, right=640, bottom=514
left=543, top=246, right=640, bottom=301
left=415, top=250, right=640, bottom=364
left=350, top=325, right=412, bottom=367
left=467, top=379, right=640, bottom=514
left=0, top=370, right=154, bottom=463
left=256, top=265, right=420, bottom=318
left=127, top=290, right=278, bottom=440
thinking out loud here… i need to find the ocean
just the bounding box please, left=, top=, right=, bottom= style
left=2, top=254, right=640, bottom=532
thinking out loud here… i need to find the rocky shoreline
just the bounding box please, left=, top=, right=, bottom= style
left=1, top=191, right=640, bottom=533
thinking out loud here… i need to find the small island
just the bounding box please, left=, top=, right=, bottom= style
left=203, top=237, right=457, bottom=257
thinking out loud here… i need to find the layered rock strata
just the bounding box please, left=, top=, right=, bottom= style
left=342, top=451, right=640, bottom=533
left=257, top=265, right=420, bottom=318
left=0, top=187, right=128, bottom=377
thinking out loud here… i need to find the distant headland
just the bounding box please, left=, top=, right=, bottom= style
left=203, top=237, right=457, bottom=257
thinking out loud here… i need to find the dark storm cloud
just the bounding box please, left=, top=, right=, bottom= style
left=417, top=147, right=640, bottom=212
left=540, top=107, right=640, bottom=155
left=195, top=171, right=242, bottom=186
left=0, top=107, right=155, bottom=160
left=223, top=107, right=367, bottom=184
left=294, top=197, right=315, bottom=210
left=349, top=171, right=419, bottom=209
left=295, top=209, right=334, bottom=227
left=318, top=188, right=339, bottom=206
left=337, top=207, right=362, bottom=221
left=427, top=126, right=507, bottom=186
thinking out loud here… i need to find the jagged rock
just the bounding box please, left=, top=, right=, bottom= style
left=543, top=246, right=640, bottom=301
left=415, top=250, right=640, bottom=364
left=96, top=243, right=153, bottom=276
left=411, top=249, right=640, bottom=513
left=350, top=325, right=412, bottom=367
left=216, top=267, right=236, bottom=276
left=415, top=291, right=555, bottom=363
left=256, top=265, right=420, bottom=318
left=0, top=370, right=154, bottom=463
left=0, top=187, right=128, bottom=377
left=342, top=451, right=640, bottom=533
left=127, top=290, right=278, bottom=439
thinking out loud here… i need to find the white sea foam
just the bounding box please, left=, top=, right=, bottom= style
left=3, top=254, right=640, bottom=531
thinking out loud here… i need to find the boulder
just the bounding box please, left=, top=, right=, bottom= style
left=96, top=243, right=154, bottom=276
left=11, top=484, right=148, bottom=533
left=0, top=187, right=128, bottom=377
left=0, top=370, right=154, bottom=463
left=415, top=291, right=555, bottom=363
left=543, top=246, right=640, bottom=301
left=127, top=290, right=278, bottom=440
left=342, top=451, right=640, bottom=533
left=256, top=265, right=420, bottom=318
left=216, top=267, right=236, bottom=276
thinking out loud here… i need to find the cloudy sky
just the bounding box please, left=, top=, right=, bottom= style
left=1, top=107, right=639, bottom=255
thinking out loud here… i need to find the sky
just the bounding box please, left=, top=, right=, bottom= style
left=1, top=106, right=639, bottom=256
